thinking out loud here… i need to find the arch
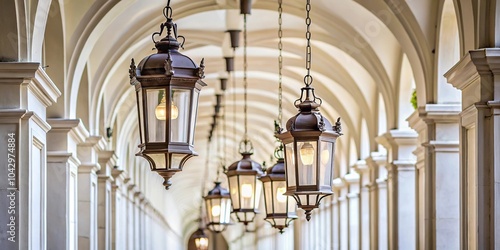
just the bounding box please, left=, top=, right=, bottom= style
left=435, top=0, right=461, bottom=104
left=397, top=54, right=415, bottom=130
left=45, top=0, right=67, bottom=118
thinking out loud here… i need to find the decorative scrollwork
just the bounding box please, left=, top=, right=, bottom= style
left=333, top=117, right=342, bottom=134
left=196, top=58, right=205, bottom=79
left=164, top=53, right=174, bottom=76
left=129, top=58, right=139, bottom=86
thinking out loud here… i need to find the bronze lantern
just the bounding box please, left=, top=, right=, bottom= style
left=204, top=182, right=232, bottom=233
left=192, top=228, right=209, bottom=250
left=277, top=87, right=342, bottom=221
left=226, top=140, right=264, bottom=225
left=259, top=144, right=297, bottom=233
left=128, top=3, right=206, bottom=189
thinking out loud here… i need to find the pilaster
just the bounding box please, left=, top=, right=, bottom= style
left=345, top=171, right=360, bottom=250
left=354, top=160, right=370, bottom=250
left=0, top=63, right=60, bottom=250
left=96, top=150, right=116, bottom=250
left=377, top=130, right=418, bottom=250
left=77, top=134, right=100, bottom=250
left=366, top=152, right=387, bottom=250
left=445, top=48, right=500, bottom=249
left=408, top=104, right=461, bottom=250
left=110, top=168, right=125, bottom=250
left=46, top=119, right=86, bottom=250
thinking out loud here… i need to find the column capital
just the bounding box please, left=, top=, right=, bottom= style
left=352, top=160, right=368, bottom=173
left=0, top=62, right=61, bottom=108
left=376, top=130, right=418, bottom=150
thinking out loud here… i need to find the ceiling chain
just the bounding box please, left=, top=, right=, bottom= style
left=243, top=13, right=248, bottom=138
left=277, top=0, right=283, bottom=127
left=304, top=0, right=313, bottom=87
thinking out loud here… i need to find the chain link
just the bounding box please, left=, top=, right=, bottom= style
left=304, top=0, right=313, bottom=86
left=232, top=67, right=237, bottom=159
left=277, top=0, right=283, bottom=126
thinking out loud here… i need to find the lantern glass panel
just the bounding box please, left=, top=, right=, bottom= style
left=320, top=141, right=333, bottom=186
left=284, top=143, right=296, bottom=186
left=229, top=176, right=240, bottom=209
left=136, top=89, right=145, bottom=144
left=239, top=175, right=256, bottom=209
left=274, top=181, right=287, bottom=213
left=189, top=90, right=200, bottom=145
left=208, top=198, right=221, bottom=222
left=146, top=89, right=167, bottom=142
left=297, top=141, right=317, bottom=185
left=170, top=153, right=184, bottom=170
left=221, top=197, right=232, bottom=224
left=148, top=154, right=166, bottom=170
left=264, top=181, right=272, bottom=213
left=170, top=89, right=191, bottom=143
left=287, top=194, right=297, bottom=213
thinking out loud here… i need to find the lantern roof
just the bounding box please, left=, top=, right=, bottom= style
left=135, top=13, right=206, bottom=80
left=206, top=182, right=229, bottom=196
left=227, top=153, right=263, bottom=174
left=285, top=87, right=342, bottom=135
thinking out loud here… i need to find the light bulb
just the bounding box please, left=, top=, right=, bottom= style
left=300, top=142, right=315, bottom=165
left=155, top=95, right=179, bottom=120
left=321, top=149, right=330, bottom=165
left=276, top=187, right=287, bottom=203
left=211, top=205, right=221, bottom=217
left=241, top=184, right=253, bottom=198
left=155, top=96, right=167, bottom=120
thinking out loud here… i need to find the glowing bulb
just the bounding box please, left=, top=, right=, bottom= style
left=155, top=95, right=179, bottom=120
left=241, top=184, right=253, bottom=198
left=300, top=142, right=315, bottom=165
left=155, top=96, right=167, bottom=120
left=195, top=237, right=208, bottom=250
left=321, top=149, right=330, bottom=165
left=276, top=187, right=287, bottom=203
left=211, top=205, right=221, bottom=217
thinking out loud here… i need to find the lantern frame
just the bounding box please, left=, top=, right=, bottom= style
left=192, top=228, right=209, bottom=250
left=259, top=145, right=297, bottom=233
left=204, top=182, right=232, bottom=233
left=129, top=4, right=206, bottom=190
left=225, top=146, right=264, bottom=225
left=278, top=87, right=342, bottom=221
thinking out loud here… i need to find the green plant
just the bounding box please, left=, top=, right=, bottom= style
left=411, top=89, right=417, bottom=110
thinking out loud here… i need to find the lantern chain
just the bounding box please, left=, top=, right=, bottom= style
left=243, top=14, right=248, bottom=138
left=232, top=67, right=237, bottom=159
left=277, top=0, right=283, bottom=128
left=304, top=0, right=313, bottom=87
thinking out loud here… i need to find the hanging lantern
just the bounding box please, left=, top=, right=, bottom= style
left=128, top=2, right=206, bottom=189
left=192, top=228, right=209, bottom=250
left=226, top=139, right=264, bottom=225
left=277, top=0, right=343, bottom=221
left=259, top=144, right=297, bottom=233
left=204, top=182, right=232, bottom=233
left=278, top=88, right=342, bottom=221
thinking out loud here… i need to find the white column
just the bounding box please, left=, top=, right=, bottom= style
left=97, top=151, right=117, bottom=250
left=345, top=171, right=360, bottom=250
left=366, top=152, right=387, bottom=250
left=332, top=179, right=342, bottom=250
left=445, top=48, right=500, bottom=249
left=0, top=63, right=60, bottom=250
left=46, top=119, right=86, bottom=250
left=354, top=161, right=370, bottom=250
left=378, top=130, right=418, bottom=250
left=110, top=168, right=124, bottom=250
left=77, top=136, right=101, bottom=250
left=339, top=187, right=348, bottom=250
left=408, top=104, right=461, bottom=250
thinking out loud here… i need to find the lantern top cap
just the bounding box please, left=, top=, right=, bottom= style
left=206, top=182, right=230, bottom=196
left=283, top=87, right=343, bottom=135
left=266, top=158, right=285, bottom=175
left=227, top=152, right=263, bottom=174
left=131, top=1, right=206, bottom=80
